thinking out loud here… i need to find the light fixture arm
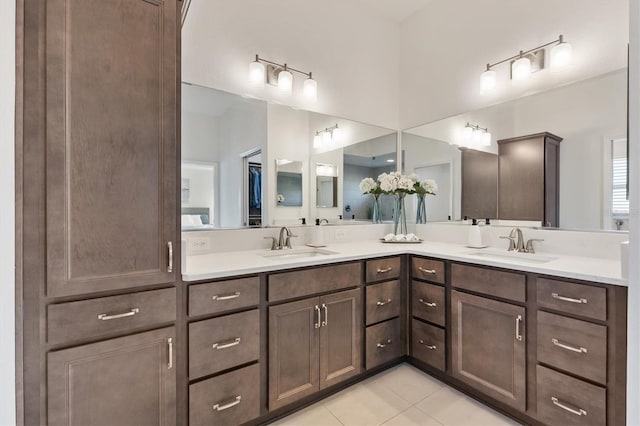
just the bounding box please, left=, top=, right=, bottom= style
left=254, top=54, right=312, bottom=78
left=485, top=35, right=564, bottom=70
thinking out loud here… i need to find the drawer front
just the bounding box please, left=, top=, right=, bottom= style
left=537, top=278, right=607, bottom=321
left=269, top=262, right=361, bottom=302
left=366, top=280, right=401, bottom=325
left=189, top=310, right=260, bottom=379
left=189, top=363, right=260, bottom=426
left=412, top=258, right=445, bottom=284
left=411, top=319, right=445, bottom=371
left=366, top=318, right=402, bottom=369
left=537, top=311, right=607, bottom=384
left=366, top=257, right=401, bottom=283
left=47, top=288, right=176, bottom=345
left=451, top=263, right=525, bottom=302
left=536, top=365, right=606, bottom=426
left=412, top=281, right=445, bottom=327
left=189, top=276, right=260, bottom=317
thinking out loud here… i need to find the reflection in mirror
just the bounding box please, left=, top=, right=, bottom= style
left=403, top=69, right=628, bottom=231
left=276, top=159, right=303, bottom=207
left=316, top=163, right=338, bottom=208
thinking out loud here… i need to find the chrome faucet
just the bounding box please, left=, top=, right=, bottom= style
left=264, top=226, right=297, bottom=250
left=500, top=228, right=544, bottom=253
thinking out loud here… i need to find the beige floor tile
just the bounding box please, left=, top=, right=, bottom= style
left=269, top=404, right=343, bottom=426
left=323, top=382, right=412, bottom=426
left=381, top=407, right=442, bottom=426
left=369, top=364, right=444, bottom=404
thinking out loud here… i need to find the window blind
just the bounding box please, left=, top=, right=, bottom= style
left=612, top=139, right=628, bottom=217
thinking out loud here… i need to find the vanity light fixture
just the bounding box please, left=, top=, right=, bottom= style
left=463, top=123, right=491, bottom=147
left=249, top=54, right=317, bottom=100
left=480, top=35, right=572, bottom=94
left=313, top=124, right=341, bottom=148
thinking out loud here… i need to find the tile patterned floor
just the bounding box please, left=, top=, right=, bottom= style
left=270, top=364, right=521, bottom=426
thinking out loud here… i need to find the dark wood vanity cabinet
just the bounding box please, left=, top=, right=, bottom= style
left=460, top=148, right=498, bottom=220
left=498, top=132, right=562, bottom=227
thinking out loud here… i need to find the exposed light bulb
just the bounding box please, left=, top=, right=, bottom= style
left=482, top=132, right=491, bottom=147
left=472, top=128, right=483, bottom=144
left=313, top=134, right=322, bottom=149
left=550, top=38, right=572, bottom=71
left=512, top=56, right=532, bottom=81
left=480, top=68, right=497, bottom=94
left=303, top=76, right=318, bottom=101
left=331, top=126, right=342, bottom=142
left=249, top=58, right=265, bottom=88
left=463, top=126, right=473, bottom=140
left=277, top=67, right=293, bottom=94
left=322, top=131, right=332, bottom=145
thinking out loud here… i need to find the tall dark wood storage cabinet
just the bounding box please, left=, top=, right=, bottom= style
left=18, top=0, right=180, bottom=424
left=497, top=132, right=562, bottom=227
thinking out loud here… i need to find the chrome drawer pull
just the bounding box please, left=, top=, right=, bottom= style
left=551, top=293, right=587, bottom=304
left=377, top=267, right=393, bottom=274
left=314, top=305, right=321, bottom=329
left=167, top=338, right=173, bottom=369
left=321, top=304, right=328, bottom=327
left=418, top=299, right=437, bottom=307
left=97, top=308, right=139, bottom=321
left=551, top=397, right=587, bottom=416
left=515, top=315, right=523, bottom=341
left=167, top=241, right=173, bottom=273
left=418, top=267, right=436, bottom=274
left=376, top=299, right=392, bottom=306
left=418, top=339, right=436, bottom=350
left=551, top=338, right=587, bottom=354
left=212, top=395, right=241, bottom=412
left=212, top=337, right=241, bottom=350
left=377, top=339, right=392, bottom=348
left=212, top=292, right=241, bottom=301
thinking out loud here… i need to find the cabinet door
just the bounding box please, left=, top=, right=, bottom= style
left=320, top=288, right=362, bottom=389
left=45, top=0, right=178, bottom=297
left=451, top=290, right=526, bottom=411
left=269, top=298, right=320, bottom=410
left=48, top=327, right=176, bottom=426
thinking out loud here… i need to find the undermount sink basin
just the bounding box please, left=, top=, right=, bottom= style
left=260, top=248, right=339, bottom=260
left=467, top=250, right=558, bottom=264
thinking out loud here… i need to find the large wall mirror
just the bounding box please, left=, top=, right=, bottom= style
left=181, top=82, right=397, bottom=230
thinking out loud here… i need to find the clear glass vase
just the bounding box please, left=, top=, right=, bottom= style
left=371, top=194, right=382, bottom=223
left=416, top=193, right=427, bottom=224
left=393, top=192, right=407, bottom=234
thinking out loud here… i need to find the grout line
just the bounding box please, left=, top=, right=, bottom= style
left=323, top=405, right=345, bottom=426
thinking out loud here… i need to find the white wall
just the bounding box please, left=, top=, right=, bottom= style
left=0, top=1, right=16, bottom=424
left=182, top=0, right=400, bottom=130
left=400, top=0, right=629, bottom=128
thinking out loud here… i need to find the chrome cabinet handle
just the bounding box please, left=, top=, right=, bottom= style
left=212, top=292, right=241, bottom=301
left=551, top=396, right=587, bottom=416
left=377, top=339, right=392, bottom=348
left=314, top=305, right=321, bottom=329
left=376, top=299, right=392, bottom=306
left=212, top=395, right=241, bottom=412
left=418, top=299, right=437, bottom=307
left=551, top=293, right=587, bottom=304
left=97, top=308, right=139, bottom=321
left=418, top=339, right=436, bottom=350
left=418, top=267, right=436, bottom=274
left=321, top=304, right=328, bottom=327
left=167, top=338, right=173, bottom=369
left=515, top=315, right=523, bottom=341
left=377, top=267, right=393, bottom=274
left=212, top=337, right=241, bottom=350
left=551, top=338, right=587, bottom=354
left=167, top=241, right=173, bottom=273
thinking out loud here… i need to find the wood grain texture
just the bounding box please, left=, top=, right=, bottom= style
left=451, top=263, right=526, bottom=303
left=47, top=327, right=176, bottom=426
left=451, top=290, right=526, bottom=411
left=188, top=309, right=260, bottom=379
left=411, top=281, right=445, bottom=326
left=460, top=149, right=498, bottom=220
left=365, top=257, right=401, bottom=283
left=47, top=287, right=176, bottom=345
left=411, top=319, right=445, bottom=371
left=188, top=276, right=259, bottom=317
left=537, top=310, right=607, bottom=385
left=411, top=257, right=445, bottom=284
left=365, top=318, right=402, bottom=369
left=189, top=363, right=260, bottom=426
left=45, top=0, right=178, bottom=297
left=268, top=262, right=360, bottom=302
left=366, top=280, right=401, bottom=325
left=537, top=278, right=607, bottom=321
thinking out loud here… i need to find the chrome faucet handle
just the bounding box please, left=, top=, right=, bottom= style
left=284, top=234, right=298, bottom=249
left=500, top=235, right=517, bottom=251
left=525, top=238, right=544, bottom=254
left=264, top=236, right=278, bottom=251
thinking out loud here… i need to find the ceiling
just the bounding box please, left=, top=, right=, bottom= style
left=346, top=0, right=433, bottom=23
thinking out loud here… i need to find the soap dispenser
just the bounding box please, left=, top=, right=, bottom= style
left=467, top=218, right=483, bottom=248
left=309, top=218, right=326, bottom=247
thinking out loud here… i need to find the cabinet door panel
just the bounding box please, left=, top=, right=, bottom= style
left=46, top=0, right=177, bottom=297
left=451, top=290, right=526, bottom=411
left=269, top=298, right=320, bottom=410
left=320, top=288, right=362, bottom=389
left=48, top=327, right=176, bottom=426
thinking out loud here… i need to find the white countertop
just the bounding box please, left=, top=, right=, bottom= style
left=182, top=240, right=626, bottom=286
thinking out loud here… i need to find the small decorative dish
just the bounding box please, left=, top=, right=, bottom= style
left=465, top=244, right=488, bottom=249
left=379, top=238, right=423, bottom=244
